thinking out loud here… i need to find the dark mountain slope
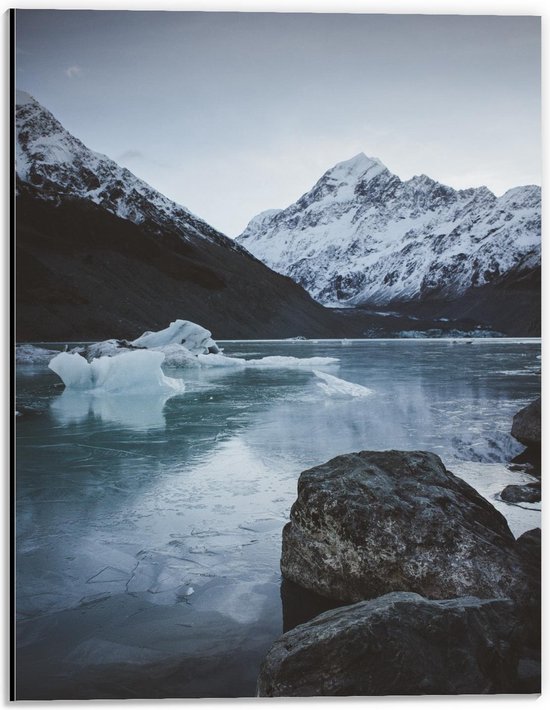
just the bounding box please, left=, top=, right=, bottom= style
left=16, top=184, right=344, bottom=341
left=392, top=267, right=541, bottom=337
left=16, top=187, right=539, bottom=340
left=14, top=90, right=350, bottom=341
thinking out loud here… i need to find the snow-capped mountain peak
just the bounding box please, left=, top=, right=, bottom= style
left=15, top=89, right=37, bottom=107
left=325, top=152, right=386, bottom=181
left=301, top=152, right=389, bottom=209
left=236, top=154, right=540, bottom=306
left=15, top=89, right=242, bottom=251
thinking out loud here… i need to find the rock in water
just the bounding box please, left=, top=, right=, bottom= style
left=257, top=593, right=521, bottom=696
left=511, top=398, right=541, bottom=448
left=281, top=450, right=528, bottom=604
left=500, top=481, right=541, bottom=504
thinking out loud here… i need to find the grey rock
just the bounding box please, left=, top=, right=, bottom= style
left=516, top=528, right=541, bottom=650
left=516, top=528, right=541, bottom=567
left=511, top=398, right=541, bottom=448
left=507, top=462, right=534, bottom=473
left=517, top=656, right=541, bottom=694
left=500, top=481, right=541, bottom=504
left=510, top=447, right=541, bottom=478
left=258, top=592, right=521, bottom=696
left=281, top=450, right=529, bottom=605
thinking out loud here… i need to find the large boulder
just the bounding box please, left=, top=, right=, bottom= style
left=281, top=450, right=529, bottom=604
left=516, top=527, right=541, bottom=646
left=516, top=528, right=541, bottom=568
left=258, top=593, right=521, bottom=696
left=511, top=397, right=541, bottom=448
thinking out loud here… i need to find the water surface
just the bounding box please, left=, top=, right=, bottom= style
left=16, top=339, right=541, bottom=699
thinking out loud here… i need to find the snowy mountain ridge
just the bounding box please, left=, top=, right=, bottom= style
left=16, top=90, right=355, bottom=341
left=15, top=90, right=242, bottom=251
left=236, top=153, right=541, bottom=305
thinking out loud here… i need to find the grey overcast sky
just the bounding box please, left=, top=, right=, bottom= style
left=15, top=11, right=541, bottom=236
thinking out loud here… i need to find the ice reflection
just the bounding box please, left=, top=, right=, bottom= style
left=50, top=390, right=180, bottom=430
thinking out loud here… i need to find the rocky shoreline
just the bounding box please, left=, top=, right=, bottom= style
left=258, top=400, right=541, bottom=696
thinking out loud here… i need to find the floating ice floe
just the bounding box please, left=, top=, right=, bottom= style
left=155, top=343, right=203, bottom=367
left=313, top=370, right=374, bottom=398
left=48, top=350, right=185, bottom=394
left=16, top=344, right=60, bottom=364
left=131, top=319, right=220, bottom=354
left=56, top=320, right=341, bottom=374
left=197, top=353, right=246, bottom=367
left=74, top=320, right=220, bottom=363
left=193, top=353, right=340, bottom=369
left=74, top=339, right=129, bottom=360
left=246, top=356, right=339, bottom=368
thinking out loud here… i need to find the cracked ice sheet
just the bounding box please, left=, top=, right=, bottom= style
left=17, top=437, right=293, bottom=620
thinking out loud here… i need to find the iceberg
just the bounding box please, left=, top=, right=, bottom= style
left=154, top=343, right=202, bottom=367
left=313, top=370, right=374, bottom=399
left=74, top=339, right=129, bottom=360
left=56, top=320, right=341, bottom=373
left=49, top=351, right=94, bottom=389
left=48, top=350, right=185, bottom=394
left=70, top=320, right=221, bottom=367
left=131, top=319, right=220, bottom=355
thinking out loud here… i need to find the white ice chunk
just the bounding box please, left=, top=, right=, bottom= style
left=246, top=356, right=339, bottom=368
left=77, top=339, right=130, bottom=359
left=48, top=351, right=94, bottom=389
left=197, top=353, right=246, bottom=367
left=48, top=351, right=185, bottom=394
left=90, top=351, right=184, bottom=393
left=153, top=343, right=200, bottom=367
left=195, top=354, right=338, bottom=369
left=131, top=319, right=219, bottom=355
left=16, top=344, right=59, bottom=364
left=313, top=370, right=374, bottom=398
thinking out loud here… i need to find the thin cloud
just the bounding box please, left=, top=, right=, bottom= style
left=65, top=65, right=82, bottom=79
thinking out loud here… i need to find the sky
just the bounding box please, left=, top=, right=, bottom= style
left=15, top=10, right=541, bottom=236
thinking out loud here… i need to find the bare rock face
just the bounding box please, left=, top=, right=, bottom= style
left=257, top=593, right=521, bottom=696
left=511, top=398, right=541, bottom=448
left=281, top=450, right=529, bottom=604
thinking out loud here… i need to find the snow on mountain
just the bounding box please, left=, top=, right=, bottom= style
left=15, top=90, right=241, bottom=251
left=236, top=153, right=541, bottom=305
left=16, top=90, right=354, bottom=342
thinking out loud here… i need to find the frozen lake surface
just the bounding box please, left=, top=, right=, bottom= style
left=15, top=339, right=541, bottom=699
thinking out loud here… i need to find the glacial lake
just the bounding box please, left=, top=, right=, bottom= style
left=15, top=339, right=541, bottom=699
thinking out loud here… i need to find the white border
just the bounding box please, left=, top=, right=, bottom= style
left=2, top=2, right=547, bottom=708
